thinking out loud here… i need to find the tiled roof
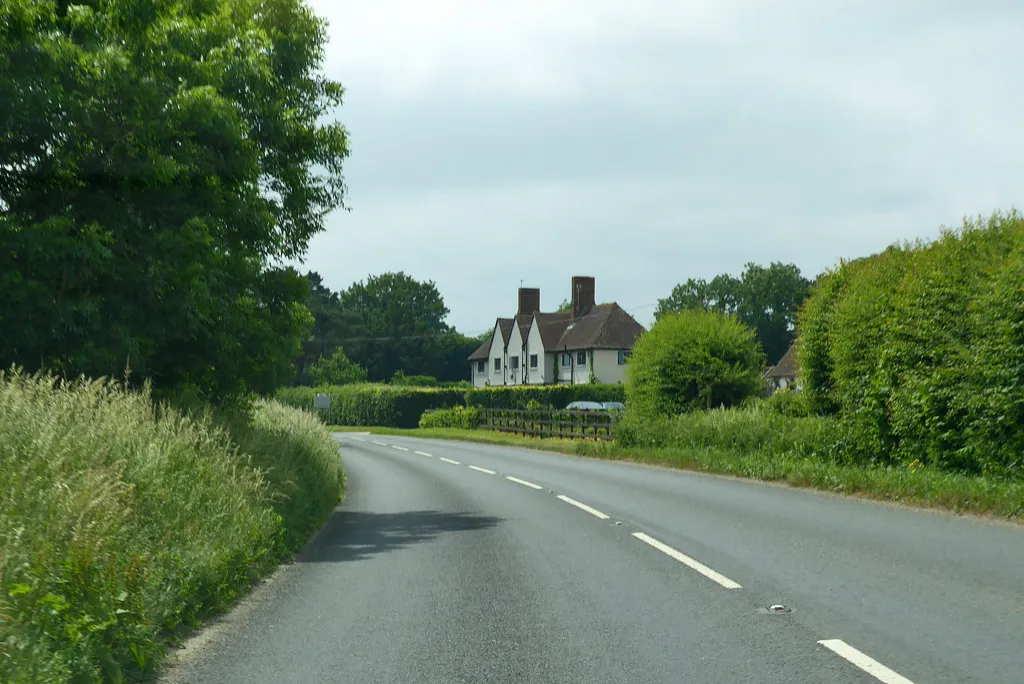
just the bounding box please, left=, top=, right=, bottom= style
left=532, top=311, right=573, bottom=350
left=765, top=344, right=798, bottom=378
left=556, top=303, right=645, bottom=350
left=496, top=318, right=514, bottom=345
left=467, top=337, right=491, bottom=361
left=515, top=313, right=532, bottom=342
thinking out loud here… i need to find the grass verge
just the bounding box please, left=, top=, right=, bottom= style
left=0, top=370, right=344, bottom=683
left=335, top=425, right=1024, bottom=521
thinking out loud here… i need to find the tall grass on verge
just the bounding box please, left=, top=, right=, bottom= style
left=0, top=370, right=343, bottom=683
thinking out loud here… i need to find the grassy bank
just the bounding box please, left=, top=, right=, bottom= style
left=0, top=371, right=344, bottom=683
left=338, top=422, right=1024, bottom=521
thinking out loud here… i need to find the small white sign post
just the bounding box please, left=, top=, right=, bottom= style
left=313, top=393, right=332, bottom=423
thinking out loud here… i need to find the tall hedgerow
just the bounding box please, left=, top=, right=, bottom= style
left=625, top=309, right=765, bottom=418
left=796, top=209, right=1024, bottom=474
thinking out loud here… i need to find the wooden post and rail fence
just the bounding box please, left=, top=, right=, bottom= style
left=477, top=408, right=619, bottom=441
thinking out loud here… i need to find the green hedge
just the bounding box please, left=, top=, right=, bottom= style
left=0, top=371, right=343, bottom=683
left=465, top=384, right=625, bottom=409
left=419, top=406, right=481, bottom=430
left=276, top=383, right=465, bottom=428
left=797, top=210, right=1024, bottom=475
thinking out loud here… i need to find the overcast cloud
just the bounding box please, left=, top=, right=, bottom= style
left=296, top=0, right=1024, bottom=336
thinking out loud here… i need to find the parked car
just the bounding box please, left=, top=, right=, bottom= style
left=601, top=401, right=625, bottom=411
left=565, top=400, right=606, bottom=411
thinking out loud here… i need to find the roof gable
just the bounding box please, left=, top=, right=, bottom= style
left=766, top=344, right=798, bottom=378
left=531, top=311, right=572, bottom=350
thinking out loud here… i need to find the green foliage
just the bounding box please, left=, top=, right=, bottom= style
left=656, top=263, right=811, bottom=364
left=764, top=388, right=812, bottom=417
left=276, top=383, right=465, bottom=428
left=308, top=347, right=367, bottom=386
left=465, top=384, right=625, bottom=409
left=390, top=370, right=439, bottom=387
left=0, top=370, right=342, bottom=683
left=0, top=0, right=349, bottom=398
left=419, top=406, right=481, bottom=430
left=293, top=271, right=367, bottom=385
left=796, top=210, right=1024, bottom=476
left=626, top=309, right=765, bottom=418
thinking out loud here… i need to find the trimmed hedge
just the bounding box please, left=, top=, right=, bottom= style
left=275, top=383, right=464, bottom=428
left=419, top=406, right=481, bottom=430
left=465, top=384, right=625, bottom=409
left=797, top=210, right=1024, bottom=476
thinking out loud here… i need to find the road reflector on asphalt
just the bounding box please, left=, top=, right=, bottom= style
left=556, top=495, right=610, bottom=520
left=817, top=639, right=917, bottom=684
left=631, top=532, right=742, bottom=589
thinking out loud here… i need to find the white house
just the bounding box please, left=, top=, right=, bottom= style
left=764, top=344, right=799, bottom=394
left=469, top=276, right=646, bottom=387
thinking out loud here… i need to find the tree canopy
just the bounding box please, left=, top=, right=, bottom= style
left=0, top=0, right=349, bottom=397
left=655, top=262, right=811, bottom=364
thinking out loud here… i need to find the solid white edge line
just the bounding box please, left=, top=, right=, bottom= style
left=439, top=457, right=461, bottom=465
left=371, top=441, right=387, bottom=446
left=817, top=640, right=917, bottom=684
left=414, top=450, right=433, bottom=457
left=556, top=494, right=610, bottom=520
left=505, top=476, right=543, bottom=490
left=468, top=465, right=496, bottom=475
left=391, top=445, right=409, bottom=452
left=631, top=532, right=742, bottom=589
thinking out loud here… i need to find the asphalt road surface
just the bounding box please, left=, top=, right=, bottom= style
left=161, top=434, right=1024, bottom=684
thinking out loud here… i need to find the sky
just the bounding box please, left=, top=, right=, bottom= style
left=296, top=0, right=1023, bottom=337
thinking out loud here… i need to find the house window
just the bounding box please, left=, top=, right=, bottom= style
left=510, top=356, right=520, bottom=370
left=529, top=354, right=538, bottom=369
left=576, top=350, right=587, bottom=366
left=493, top=358, right=501, bottom=372
left=476, top=359, right=485, bottom=373
left=561, top=352, right=571, bottom=367
left=617, top=350, right=631, bottom=365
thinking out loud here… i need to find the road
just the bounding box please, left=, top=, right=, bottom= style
left=162, top=433, right=1024, bottom=684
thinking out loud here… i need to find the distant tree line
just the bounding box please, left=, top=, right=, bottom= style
left=295, top=271, right=487, bottom=386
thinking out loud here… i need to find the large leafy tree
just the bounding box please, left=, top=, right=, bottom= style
left=339, top=272, right=452, bottom=381
left=655, top=263, right=810, bottom=365
left=294, top=271, right=365, bottom=384
left=0, top=0, right=348, bottom=396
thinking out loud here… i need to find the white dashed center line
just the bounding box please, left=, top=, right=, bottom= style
left=414, top=450, right=433, bottom=457
left=556, top=495, right=610, bottom=520
left=350, top=437, right=365, bottom=442
left=371, top=441, right=387, bottom=446
left=505, top=476, right=543, bottom=490
left=439, top=457, right=461, bottom=465
left=468, top=465, right=496, bottom=475
left=631, top=532, right=742, bottom=589
left=391, top=445, right=409, bottom=452
left=817, top=640, right=917, bottom=684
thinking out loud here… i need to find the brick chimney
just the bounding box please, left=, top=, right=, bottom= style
left=518, top=287, right=540, bottom=315
left=570, top=276, right=595, bottom=320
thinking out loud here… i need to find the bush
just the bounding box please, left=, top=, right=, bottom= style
left=796, top=209, right=1024, bottom=475
left=615, top=403, right=835, bottom=459
left=0, top=370, right=343, bottom=683
left=390, top=371, right=439, bottom=387
left=275, top=383, right=465, bottom=428
left=308, top=347, right=368, bottom=386
left=465, top=384, right=625, bottom=409
left=765, top=388, right=812, bottom=417
left=419, top=406, right=481, bottom=430
left=625, top=309, right=765, bottom=418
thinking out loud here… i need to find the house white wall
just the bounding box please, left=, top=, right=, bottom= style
left=555, top=349, right=594, bottom=384
left=592, top=349, right=629, bottom=385
left=487, top=325, right=506, bottom=386
left=471, top=355, right=489, bottom=387
left=525, top=322, right=547, bottom=384
left=506, top=325, right=525, bottom=385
